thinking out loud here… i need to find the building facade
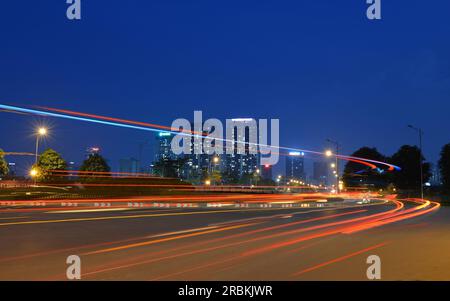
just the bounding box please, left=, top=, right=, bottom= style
left=285, top=151, right=305, bottom=181
left=313, top=161, right=329, bottom=186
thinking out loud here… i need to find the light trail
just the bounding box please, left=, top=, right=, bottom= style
left=0, top=103, right=401, bottom=171
left=0, top=206, right=326, bottom=227
left=342, top=199, right=440, bottom=234
left=47, top=169, right=173, bottom=178
left=46, top=198, right=438, bottom=279
left=291, top=242, right=390, bottom=277
left=45, top=209, right=371, bottom=279
left=78, top=205, right=397, bottom=279
left=85, top=209, right=368, bottom=256
left=33, top=182, right=319, bottom=190
left=3, top=152, right=35, bottom=156
left=0, top=207, right=356, bottom=264
left=83, top=222, right=259, bottom=255
left=146, top=199, right=430, bottom=280
left=0, top=196, right=440, bottom=280
left=236, top=199, right=438, bottom=258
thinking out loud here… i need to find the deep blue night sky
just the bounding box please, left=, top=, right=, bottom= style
left=1, top=1, right=450, bottom=175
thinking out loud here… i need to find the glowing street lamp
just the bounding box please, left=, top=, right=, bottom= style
left=38, top=127, right=47, bottom=136
left=209, top=156, right=220, bottom=176
left=253, top=169, right=261, bottom=186
left=326, top=139, right=340, bottom=194
left=205, top=179, right=211, bottom=186
left=29, top=168, right=38, bottom=178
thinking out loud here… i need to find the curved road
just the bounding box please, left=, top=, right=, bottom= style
left=0, top=197, right=444, bottom=281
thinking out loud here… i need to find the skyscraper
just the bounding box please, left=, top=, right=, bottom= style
left=313, top=161, right=329, bottom=186
left=261, top=164, right=273, bottom=180
left=7, top=162, right=16, bottom=177
left=155, top=132, right=175, bottom=162
left=224, top=119, right=259, bottom=180
left=285, top=151, right=305, bottom=181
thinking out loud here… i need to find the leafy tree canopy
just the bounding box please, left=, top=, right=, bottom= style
left=80, top=154, right=111, bottom=174
left=389, top=145, right=431, bottom=190
left=152, top=158, right=185, bottom=178
left=0, top=149, right=9, bottom=177
left=35, top=148, right=67, bottom=181
left=343, top=147, right=387, bottom=188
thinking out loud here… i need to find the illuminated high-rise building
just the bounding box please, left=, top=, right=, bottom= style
left=155, top=132, right=175, bottom=162
left=224, top=118, right=259, bottom=179
left=285, top=151, right=305, bottom=180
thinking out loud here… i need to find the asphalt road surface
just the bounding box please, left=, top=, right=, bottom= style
left=0, top=198, right=447, bottom=281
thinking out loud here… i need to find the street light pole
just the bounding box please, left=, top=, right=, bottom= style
left=209, top=156, right=220, bottom=185
left=327, top=139, right=340, bottom=194
left=408, top=125, right=424, bottom=200
left=255, top=168, right=260, bottom=187
left=35, top=135, right=40, bottom=165
left=35, top=127, right=47, bottom=165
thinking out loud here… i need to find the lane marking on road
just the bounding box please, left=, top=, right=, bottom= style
left=208, top=207, right=366, bottom=227
left=146, top=226, right=219, bottom=239
left=75, top=207, right=396, bottom=279
left=291, top=241, right=390, bottom=277
left=83, top=223, right=258, bottom=255
left=0, top=216, right=30, bottom=220
left=0, top=206, right=378, bottom=264
left=0, top=207, right=310, bottom=227
left=83, top=209, right=370, bottom=258
left=45, top=208, right=135, bottom=214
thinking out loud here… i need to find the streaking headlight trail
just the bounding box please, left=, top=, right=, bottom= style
left=0, top=103, right=401, bottom=172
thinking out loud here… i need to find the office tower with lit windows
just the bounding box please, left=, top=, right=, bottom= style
left=155, top=132, right=175, bottom=162
left=223, top=118, right=259, bottom=180
left=285, top=151, right=305, bottom=180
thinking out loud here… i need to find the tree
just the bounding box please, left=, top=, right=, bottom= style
left=210, top=170, right=222, bottom=185
left=0, top=149, right=9, bottom=177
left=152, top=158, right=186, bottom=178
left=239, top=173, right=255, bottom=185
left=35, top=148, right=67, bottom=181
left=222, top=170, right=240, bottom=185
left=389, top=145, right=431, bottom=190
left=439, top=143, right=450, bottom=191
left=343, top=147, right=388, bottom=189
left=80, top=154, right=111, bottom=176
left=258, top=178, right=276, bottom=186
